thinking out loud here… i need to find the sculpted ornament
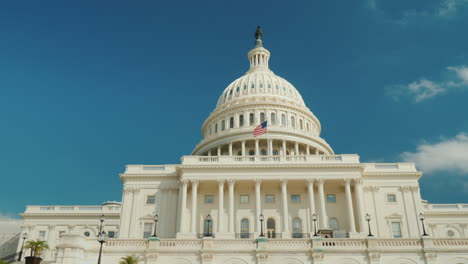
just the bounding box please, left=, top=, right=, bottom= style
left=201, top=252, right=213, bottom=261
left=312, top=253, right=324, bottom=260
left=256, top=253, right=269, bottom=260
left=369, top=253, right=380, bottom=261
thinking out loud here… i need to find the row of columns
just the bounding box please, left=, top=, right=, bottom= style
left=208, top=139, right=321, bottom=156
left=178, top=178, right=366, bottom=235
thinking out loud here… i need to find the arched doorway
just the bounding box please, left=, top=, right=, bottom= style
left=267, top=218, right=276, bottom=238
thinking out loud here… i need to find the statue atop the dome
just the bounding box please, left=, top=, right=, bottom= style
left=255, top=26, right=263, bottom=40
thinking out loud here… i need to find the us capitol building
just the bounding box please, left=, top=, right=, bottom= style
left=15, top=29, right=468, bottom=264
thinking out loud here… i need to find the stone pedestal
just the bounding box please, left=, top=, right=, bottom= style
left=54, top=232, right=86, bottom=264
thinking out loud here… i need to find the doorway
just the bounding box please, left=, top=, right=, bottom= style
left=267, top=218, right=276, bottom=238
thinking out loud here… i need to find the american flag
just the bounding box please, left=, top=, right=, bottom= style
left=254, top=121, right=268, bottom=137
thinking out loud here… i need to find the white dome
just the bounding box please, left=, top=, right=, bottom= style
left=192, top=29, right=333, bottom=156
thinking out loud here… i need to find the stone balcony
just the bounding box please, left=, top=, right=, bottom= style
left=91, top=237, right=468, bottom=253
left=22, top=205, right=121, bottom=216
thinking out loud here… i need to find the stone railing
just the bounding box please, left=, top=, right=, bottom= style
left=181, top=154, right=360, bottom=165
left=363, top=163, right=417, bottom=173
left=124, top=165, right=178, bottom=174
left=424, top=203, right=468, bottom=212
left=99, top=238, right=468, bottom=252
left=24, top=205, right=121, bottom=214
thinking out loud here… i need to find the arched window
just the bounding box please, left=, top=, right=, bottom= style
left=267, top=218, right=276, bottom=238
left=229, top=117, right=234, bottom=128
left=215, top=124, right=218, bottom=133
left=260, top=112, right=265, bottom=123
left=271, top=113, right=276, bottom=125
left=209, top=126, right=212, bottom=135
left=259, top=83, right=263, bottom=88
left=236, top=87, right=240, bottom=92
left=268, top=83, right=271, bottom=88
left=329, top=218, right=339, bottom=231
left=237, top=151, right=242, bottom=156
left=306, top=123, right=310, bottom=131
left=240, top=218, right=250, bottom=238
left=291, top=116, right=295, bottom=128
left=286, top=150, right=290, bottom=155
left=239, top=115, right=244, bottom=127
left=299, top=119, right=303, bottom=130
left=251, top=83, right=255, bottom=89
left=292, top=218, right=303, bottom=238
left=261, top=149, right=267, bottom=156
left=249, top=149, right=255, bottom=156
left=243, top=84, right=247, bottom=90
left=281, top=114, right=286, bottom=126
left=222, top=120, right=226, bottom=131
left=272, top=149, right=279, bottom=155
left=249, top=113, right=255, bottom=125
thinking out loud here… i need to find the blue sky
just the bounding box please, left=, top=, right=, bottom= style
left=1, top=0, right=468, bottom=218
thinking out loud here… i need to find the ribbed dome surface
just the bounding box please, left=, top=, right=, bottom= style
left=216, top=69, right=306, bottom=109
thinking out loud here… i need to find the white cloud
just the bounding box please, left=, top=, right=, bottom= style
left=401, top=133, right=468, bottom=174
left=386, top=65, right=468, bottom=102
left=367, top=0, right=468, bottom=24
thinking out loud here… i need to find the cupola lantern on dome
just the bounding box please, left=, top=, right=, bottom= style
left=192, top=28, right=334, bottom=156
left=247, top=26, right=270, bottom=73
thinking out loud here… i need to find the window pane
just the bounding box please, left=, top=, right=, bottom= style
left=265, top=195, right=275, bottom=203
left=39, top=231, right=46, bottom=240
left=329, top=218, right=339, bottom=230
left=240, top=219, right=250, bottom=238
left=281, top=114, right=286, bottom=126
left=146, top=195, right=156, bottom=204
left=240, top=195, right=249, bottom=203
left=291, top=194, right=301, bottom=203
left=261, top=149, right=267, bottom=156
left=249, top=113, right=254, bottom=125
left=108, top=231, right=115, bottom=238
left=291, top=117, right=295, bottom=128
left=222, top=120, right=226, bottom=131
left=327, top=194, right=336, bottom=203
left=230, top=117, right=234, bottom=128
left=392, top=222, right=402, bottom=238
left=387, top=194, right=396, bottom=203
left=271, top=113, right=276, bottom=125
left=143, top=223, right=152, bottom=238
left=292, top=218, right=302, bottom=238
left=205, top=195, right=214, bottom=204
left=239, top=115, right=244, bottom=127
left=260, top=112, right=265, bottom=122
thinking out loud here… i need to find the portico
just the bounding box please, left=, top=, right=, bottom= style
left=176, top=165, right=366, bottom=239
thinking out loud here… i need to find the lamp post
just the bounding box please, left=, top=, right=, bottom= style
left=419, top=213, right=429, bottom=236
left=206, top=214, right=212, bottom=237
left=259, top=213, right=265, bottom=237
left=97, top=215, right=107, bottom=264
left=152, top=214, right=159, bottom=238
left=312, top=213, right=318, bottom=237
left=17, top=232, right=28, bottom=261
left=366, top=213, right=373, bottom=237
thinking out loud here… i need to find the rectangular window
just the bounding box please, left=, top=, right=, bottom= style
left=239, top=115, right=244, bottom=127
left=391, top=222, right=402, bottom=238
left=387, top=194, right=397, bottom=203
left=291, top=194, right=301, bottom=203
left=249, top=113, right=255, bottom=125
left=326, top=194, right=336, bottom=203
left=205, top=195, right=214, bottom=204
left=39, top=231, right=46, bottom=240
left=265, top=194, right=275, bottom=203
left=146, top=195, right=156, bottom=204
left=240, top=195, right=249, bottom=203
left=143, top=223, right=153, bottom=238
left=108, top=231, right=115, bottom=238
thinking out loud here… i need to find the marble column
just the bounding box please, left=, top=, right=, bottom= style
left=281, top=179, right=290, bottom=235
left=294, top=142, right=299, bottom=155
left=354, top=179, right=366, bottom=233
left=241, top=141, right=246, bottom=156
left=179, top=180, right=188, bottom=233
left=228, top=179, right=235, bottom=233
left=307, top=179, right=316, bottom=231
left=282, top=140, right=287, bottom=155
left=228, top=142, right=233, bottom=156
left=217, top=180, right=225, bottom=232
left=317, top=179, right=328, bottom=229
left=190, top=180, right=199, bottom=233
left=344, top=179, right=356, bottom=233
left=217, top=146, right=221, bottom=156
left=255, top=139, right=259, bottom=156
left=255, top=179, right=262, bottom=233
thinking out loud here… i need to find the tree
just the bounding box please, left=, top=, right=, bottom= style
left=0, top=260, right=11, bottom=264
left=119, top=255, right=140, bottom=264
left=24, top=240, right=49, bottom=257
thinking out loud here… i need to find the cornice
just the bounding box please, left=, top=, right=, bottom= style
left=362, top=172, right=422, bottom=178
left=120, top=173, right=179, bottom=179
